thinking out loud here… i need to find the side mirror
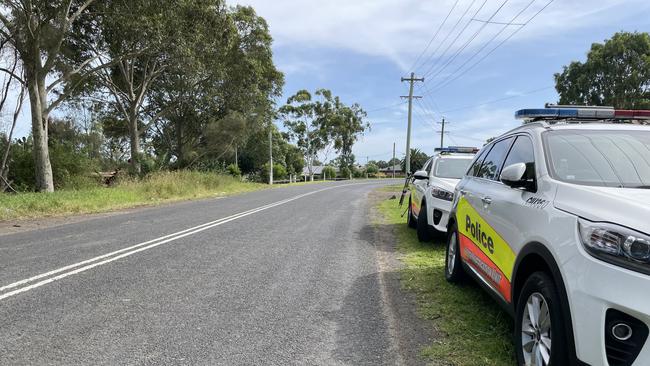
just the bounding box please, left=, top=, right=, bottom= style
left=413, top=170, right=429, bottom=180
left=500, top=163, right=534, bottom=190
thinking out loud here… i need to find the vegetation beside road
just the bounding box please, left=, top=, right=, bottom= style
left=375, top=185, right=514, bottom=366
left=0, top=171, right=266, bottom=221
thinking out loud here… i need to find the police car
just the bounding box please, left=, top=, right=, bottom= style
left=445, top=105, right=650, bottom=366
left=407, top=146, right=477, bottom=242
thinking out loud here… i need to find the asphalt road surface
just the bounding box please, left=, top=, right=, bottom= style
left=0, top=180, right=432, bottom=365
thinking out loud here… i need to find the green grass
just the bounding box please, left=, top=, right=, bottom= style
left=375, top=185, right=514, bottom=366
left=0, top=171, right=267, bottom=221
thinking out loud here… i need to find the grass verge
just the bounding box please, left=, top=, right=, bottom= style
left=374, top=185, right=514, bottom=366
left=0, top=171, right=267, bottom=221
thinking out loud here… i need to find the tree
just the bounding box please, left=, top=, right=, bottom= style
left=365, top=163, right=379, bottom=177
left=322, top=165, right=336, bottom=180
left=280, top=88, right=368, bottom=181
left=0, top=43, right=25, bottom=192
left=555, top=32, right=650, bottom=109
left=279, top=90, right=326, bottom=181
left=402, top=148, right=429, bottom=173
left=93, top=0, right=182, bottom=173
left=0, top=0, right=121, bottom=192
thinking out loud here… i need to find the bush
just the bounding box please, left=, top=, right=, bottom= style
left=260, top=162, right=287, bottom=182
left=366, top=163, right=379, bottom=177
left=339, top=166, right=351, bottom=179
left=226, top=163, right=241, bottom=178
left=322, top=165, right=336, bottom=180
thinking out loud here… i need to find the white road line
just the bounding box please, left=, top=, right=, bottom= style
left=0, top=182, right=378, bottom=301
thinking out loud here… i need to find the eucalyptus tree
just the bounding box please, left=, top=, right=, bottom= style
left=0, top=0, right=123, bottom=191
left=555, top=32, right=650, bottom=109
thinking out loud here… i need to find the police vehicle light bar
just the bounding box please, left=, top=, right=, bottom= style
left=515, top=105, right=650, bottom=121
left=434, top=146, right=479, bottom=154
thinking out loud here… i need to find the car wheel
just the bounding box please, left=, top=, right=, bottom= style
left=407, top=197, right=417, bottom=229
left=515, top=272, right=570, bottom=366
left=417, top=201, right=432, bottom=242
left=445, top=221, right=466, bottom=283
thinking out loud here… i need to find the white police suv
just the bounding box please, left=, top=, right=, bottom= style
left=445, top=105, right=650, bottom=366
left=407, top=146, right=477, bottom=242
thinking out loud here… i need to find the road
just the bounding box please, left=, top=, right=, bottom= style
left=0, top=180, right=432, bottom=365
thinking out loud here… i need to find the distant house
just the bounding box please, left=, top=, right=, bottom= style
left=302, top=165, right=339, bottom=180
left=379, top=164, right=403, bottom=176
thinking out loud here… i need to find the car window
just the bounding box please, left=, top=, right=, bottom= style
left=477, top=137, right=514, bottom=180
left=425, top=159, right=433, bottom=175
left=503, top=136, right=536, bottom=182
left=434, top=158, right=474, bottom=179
left=469, top=147, right=490, bottom=177
left=545, top=130, right=650, bottom=188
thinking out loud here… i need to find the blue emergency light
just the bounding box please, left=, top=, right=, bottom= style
left=434, top=146, right=479, bottom=154
left=515, top=105, right=616, bottom=121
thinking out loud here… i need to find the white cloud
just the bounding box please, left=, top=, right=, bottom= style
left=232, top=0, right=649, bottom=73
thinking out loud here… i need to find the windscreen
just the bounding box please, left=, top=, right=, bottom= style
left=545, top=130, right=650, bottom=188
left=434, top=158, right=473, bottom=179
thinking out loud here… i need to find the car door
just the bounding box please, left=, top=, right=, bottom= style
left=480, top=135, right=549, bottom=304
left=412, top=158, right=432, bottom=217
left=455, top=136, right=515, bottom=302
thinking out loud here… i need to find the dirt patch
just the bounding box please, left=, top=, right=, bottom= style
left=366, top=189, right=441, bottom=366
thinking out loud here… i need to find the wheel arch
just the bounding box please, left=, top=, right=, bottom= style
left=512, top=242, right=579, bottom=365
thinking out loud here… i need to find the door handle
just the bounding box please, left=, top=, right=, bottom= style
left=481, top=196, right=492, bottom=205
left=459, top=189, right=467, bottom=196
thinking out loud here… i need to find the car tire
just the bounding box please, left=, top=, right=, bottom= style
left=407, top=197, right=417, bottom=229
left=445, top=221, right=466, bottom=283
left=515, top=271, right=570, bottom=366
left=417, top=201, right=432, bottom=242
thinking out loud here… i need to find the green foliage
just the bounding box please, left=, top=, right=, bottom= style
left=402, top=148, right=430, bottom=173
left=555, top=32, right=650, bottom=108
left=226, top=164, right=241, bottom=178
left=339, top=166, right=351, bottom=179
left=322, top=165, right=336, bottom=179
left=280, top=88, right=368, bottom=177
left=365, top=163, right=379, bottom=177
left=259, top=162, right=287, bottom=182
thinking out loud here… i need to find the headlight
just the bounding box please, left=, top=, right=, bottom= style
left=578, top=218, right=650, bottom=275
left=431, top=187, right=454, bottom=201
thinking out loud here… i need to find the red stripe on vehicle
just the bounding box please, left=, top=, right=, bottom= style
left=459, top=233, right=512, bottom=303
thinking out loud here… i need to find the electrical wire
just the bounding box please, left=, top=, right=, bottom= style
left=409, top=0, right=460, bottom=73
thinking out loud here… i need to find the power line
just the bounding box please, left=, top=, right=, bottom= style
left=415, top=0, right=482, bottom=77
left=423, top=0, right=510, bottom=81
left=419, top=0, right=487, bottom=79
left=409, top=0, right=460, bottom=73
left=423, top=0, right=536, bottom=93
left=424, top=0, right=555, bottom=95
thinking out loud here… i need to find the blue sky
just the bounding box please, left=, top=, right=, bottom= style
left=233, top=0, right=650, bottom=164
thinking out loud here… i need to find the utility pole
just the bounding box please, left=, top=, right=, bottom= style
left=392, top=142, right=396, bottom=178
left=437, top=117, right=449, bottom=149
left=268, top=122, right=273, bottom=185
left=234, top=146, right=238, bottom=168
left=401, top=72, right=424, bottom=174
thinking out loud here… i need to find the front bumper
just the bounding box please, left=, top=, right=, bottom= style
left=429, top=197, right=453, bottom=233
left=564, top=240, right=650, bottom=366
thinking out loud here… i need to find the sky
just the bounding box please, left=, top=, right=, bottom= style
left=231, top=0, right=650, bottom=164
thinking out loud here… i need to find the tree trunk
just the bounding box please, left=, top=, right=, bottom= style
left=26, top=70, right=54, bottom=192
left=128, top=106, right=141, bottom=174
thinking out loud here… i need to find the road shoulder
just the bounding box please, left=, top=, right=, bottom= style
left=367, top=188, right=439, bottom=366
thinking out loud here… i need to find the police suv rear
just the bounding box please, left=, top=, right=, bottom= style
left=445, top=105, right=650, bottom=366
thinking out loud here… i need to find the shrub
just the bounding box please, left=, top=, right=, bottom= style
left=226, top=163, right=241, bottom=178
left=339, top=166, right=351, bottom=179
left=322, top=165, right=336, bottom=179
